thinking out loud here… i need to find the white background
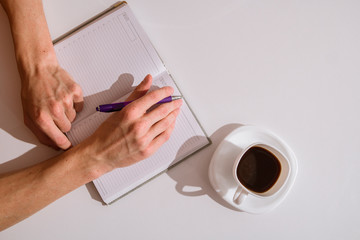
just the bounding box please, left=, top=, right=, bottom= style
left=1, top=0, right=359, bottom=239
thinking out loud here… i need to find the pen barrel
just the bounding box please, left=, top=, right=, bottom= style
left=97, top=96, right=176, bottom=112
left=157, top=96, right=172, bottom=104
left=97, top=102, right=129, bottom=112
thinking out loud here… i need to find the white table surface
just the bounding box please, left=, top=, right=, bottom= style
left=1, top=0, right=360, bottom=239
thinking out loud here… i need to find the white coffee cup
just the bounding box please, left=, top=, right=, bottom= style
left=232, top=143, right=291, bottom=205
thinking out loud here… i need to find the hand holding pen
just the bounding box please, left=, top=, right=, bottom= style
left=88, top=74, right=183, bottom=168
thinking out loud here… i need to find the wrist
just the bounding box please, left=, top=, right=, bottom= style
left=16, top=47, right=58, bottom=81
left=69, top=142, right=114, bottom=182
left=34, top=144, right=111, bottom=199
left=17, top=47, right=58, bottom=78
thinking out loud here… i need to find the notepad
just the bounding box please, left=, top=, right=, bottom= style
left=53, top=2, right=210, bottom=204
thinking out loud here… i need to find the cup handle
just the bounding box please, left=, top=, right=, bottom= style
left=233, top=186, right=248, bottom=205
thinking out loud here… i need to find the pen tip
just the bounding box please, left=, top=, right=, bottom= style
left=96, top=106, right=100, bottom=111
left=172, top=95, right=183, bottom=101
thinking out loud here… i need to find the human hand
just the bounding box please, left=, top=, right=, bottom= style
left=20, top=63, right=83, bottom=150
left=78, top=74, right=182, bottom=174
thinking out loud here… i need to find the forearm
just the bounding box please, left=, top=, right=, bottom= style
left=0, top=145, right=108, bottom=231
left=1, top=0, right=57, bottom=79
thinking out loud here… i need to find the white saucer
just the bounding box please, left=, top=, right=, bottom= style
left=208, top=125, right=298, bottom=214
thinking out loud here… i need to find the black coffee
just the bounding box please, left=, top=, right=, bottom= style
left=236, top=147, right=281, bottom=193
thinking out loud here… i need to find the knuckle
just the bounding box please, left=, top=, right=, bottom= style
left=122, top=106, right=138, bottom=121
left=34, top=110, right=48, bottom=126
left=132, top=120, right=148, bottom=137
left=139, top=147, right=152, bottom=158
left=69, top=82, right=82, bottom=95
left=134, top=137, right=147, bottom=150
left=63, top=95, right=73, bottom=108
left=68, top=112, right=76, bottom=123
left=62, top=122, right=72, bottom=132
left=148, top=89, right=165, bottom=103
left=162, top=131, right=172, bottom=142
left=49, top=101, right=63, bottom=118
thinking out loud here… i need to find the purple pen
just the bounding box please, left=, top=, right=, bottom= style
left=96, top=95, right=182, bottom=112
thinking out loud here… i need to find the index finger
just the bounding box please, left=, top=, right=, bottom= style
left=37, top=115, right=72, bottom=150
left=128, top=86, right=174, bottom=113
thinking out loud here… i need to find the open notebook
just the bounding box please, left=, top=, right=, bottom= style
left=53, top=2, right=210, bottom=204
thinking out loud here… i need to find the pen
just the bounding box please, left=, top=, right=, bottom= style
left=96, top=95, right=183, bottom=112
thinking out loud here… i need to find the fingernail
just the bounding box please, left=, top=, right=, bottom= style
left=145, top=74, right=152, bottom=82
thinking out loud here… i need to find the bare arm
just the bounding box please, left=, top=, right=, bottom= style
left=0, top=0, right=83, bottom=150
left=0, top=76, right=183, bottom=231
left=0, top=143, right=101, bottom=231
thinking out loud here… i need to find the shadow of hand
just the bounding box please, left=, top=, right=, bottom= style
left=167, top=123, right=244, bottom=211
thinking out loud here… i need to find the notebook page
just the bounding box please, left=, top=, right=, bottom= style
left=54, top=4, right=210, bottom=204
left=54, top=4, right=166, bottom=123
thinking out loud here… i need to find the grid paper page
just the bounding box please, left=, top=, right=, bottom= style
left=54, top=4, right=210, bottom=204
left=54, top=4, right=166, bottom=123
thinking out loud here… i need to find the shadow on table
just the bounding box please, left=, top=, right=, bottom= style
left=167, top=123, right=244, bottom=212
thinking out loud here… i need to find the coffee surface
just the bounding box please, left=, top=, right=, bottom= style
left=236, top=147, right=281, bottom=193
